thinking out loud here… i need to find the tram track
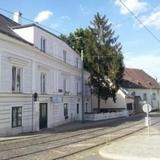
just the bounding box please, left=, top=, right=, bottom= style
left=1, top=117, right=159, bottom=160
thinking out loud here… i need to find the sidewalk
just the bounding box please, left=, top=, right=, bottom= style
left=99, top=122, right=160, bottom=160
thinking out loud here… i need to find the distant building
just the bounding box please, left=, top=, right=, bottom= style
left=121, top=68, right=160, bottom=112
left=0, top=13, right=90, bottom=135
left=92, top=88, right=134, bottom=115
left=92, top=68, right=160, bottom=114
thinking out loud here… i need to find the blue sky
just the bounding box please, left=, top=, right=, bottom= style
left=0, top=0, right=160, bottom=80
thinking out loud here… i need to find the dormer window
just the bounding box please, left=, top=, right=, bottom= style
left=41, top=36, right=46, bottom=53
left=63, top=50, right=67, bottom=63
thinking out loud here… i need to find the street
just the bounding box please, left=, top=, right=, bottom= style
left=0, top=113, right=159, bottom=160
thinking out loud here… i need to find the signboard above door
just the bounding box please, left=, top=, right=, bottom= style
left=51, top=96, right=63, bottom=103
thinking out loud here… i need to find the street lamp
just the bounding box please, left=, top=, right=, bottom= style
left=74, top=36, right=85, bottom=122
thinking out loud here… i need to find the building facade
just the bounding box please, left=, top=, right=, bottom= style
left=0, top=13, right=90, bottom=135
left=121, top=68, right=160, bottom=113
left=92, top=88, right=134, bottom=115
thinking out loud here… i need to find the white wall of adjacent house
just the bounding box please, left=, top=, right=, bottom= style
left=92, top=89, right=130, bottom=110
left=0, top=32, right=90, bottom=135
left=127, top=88, right=160, bottom=110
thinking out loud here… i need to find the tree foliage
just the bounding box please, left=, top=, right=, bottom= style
left=60, top=12, right=124, bottom=111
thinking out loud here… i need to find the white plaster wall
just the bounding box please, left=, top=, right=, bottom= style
left=127, top=88, right=160, bottom=110
left=0, top=94, right=32, bottom=136
left=92, top=90, right=128, bottom=109
left=34, top=26, right=82, bottom=68
left=13, top=26, right=34, bottom=44
left=0, top=33, right=90, bottom=135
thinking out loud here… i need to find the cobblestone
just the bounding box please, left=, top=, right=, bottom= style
left=0, top=113, right=157, bottom=160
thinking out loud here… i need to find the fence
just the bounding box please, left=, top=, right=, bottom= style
left=84, top=110, right=129, bottom=121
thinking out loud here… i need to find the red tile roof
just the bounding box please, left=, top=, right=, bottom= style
left=121, top=68, right=160, bottom=89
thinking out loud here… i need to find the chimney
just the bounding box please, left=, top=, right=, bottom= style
left=13, top=11, right=22, bottom=24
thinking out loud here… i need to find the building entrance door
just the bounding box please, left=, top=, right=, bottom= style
left=39, top=103, right=48, bottom=129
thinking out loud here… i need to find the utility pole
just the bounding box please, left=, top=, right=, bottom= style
left=81, top=50, right=85, bottom=122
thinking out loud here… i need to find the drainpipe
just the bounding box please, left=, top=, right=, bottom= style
left=32, top=94, right=34, bottom=132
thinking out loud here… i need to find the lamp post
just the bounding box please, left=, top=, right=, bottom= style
left=74, top=36, right=85, bottom=122
left=81, top=50, right=85, bottom=122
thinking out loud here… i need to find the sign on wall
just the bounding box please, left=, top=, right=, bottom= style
left=51, top=96, right=63, bottom=103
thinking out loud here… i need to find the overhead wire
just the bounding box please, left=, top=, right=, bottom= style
left=119, top=0, right=160, bottom=43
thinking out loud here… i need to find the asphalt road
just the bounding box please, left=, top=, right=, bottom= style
left=0, top=113, right=159, bottom=160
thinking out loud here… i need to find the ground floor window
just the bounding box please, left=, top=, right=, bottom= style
left=127, top=103, right=133, bottom=110
left=85, top=103, right=88, bottom=113
left=12, top=106, right=22, bottom=128
left=77, top=104, right=79, bottom=114
left=64, top=103, right=68, bottom=119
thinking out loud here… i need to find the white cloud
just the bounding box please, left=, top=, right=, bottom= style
left=80, top=4, right=90, bottom=16
left=124, top=53, right=160, bottom=81
left=34, top=10, right=53, bottom=23
left=115, top=0, right=148, bottom=15
left=140, top=10, right=160, bottom=28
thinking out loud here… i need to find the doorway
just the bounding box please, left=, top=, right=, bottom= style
left=39, top=103, right=48, bottom=129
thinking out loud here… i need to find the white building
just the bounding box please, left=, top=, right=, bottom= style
left=0, top=13, right=90, bottom=135
left=92, top=88, right=134, bottom=114
left=92, top=68, right=160, bottom=115
left=121, top=68, right=160, bottom=113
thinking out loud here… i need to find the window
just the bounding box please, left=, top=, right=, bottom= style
left=12, top=66, right=22, bottom=92
left=77, top=104, right=79, bottom=114
left=12, top=106, right=22, bottom=128
left=40, top=73, right=46, bottom=94
left=64, top=103, right=68, bottom=119
left=152, top=93, right=156, bottom=100
left=76, top=57, right=78, bottom=68
left=63, top=50, right=67, bottom=63
left=127, top=103, right=133, bottom=110
left=40, top=37, right=46, bottom=52
left=85, top=103, right=88, bottom=113
left=143, top=93, right=147, bottom=101
left=76, top=80, right=79, bottom=95
left=63, top=79, right=66, bottom=93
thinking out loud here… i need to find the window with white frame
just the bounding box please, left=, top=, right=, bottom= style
left=152, top=93, right=156, bottom=100
left=127, top=103, right=133, bottom=110
left=64, top=103, right=68, bottom=119
left=85, top=103, right=88, bottom=113
left=77, top=103, right=79, bottom=114
left=63, top=50, right=67, bottom=63
left=40, top=36, right=46, bottom=53
left=63, top=79, right=66, bottom=93
left=12, top=66, right=22, bottom=92
left=143, top=93, right=147, bottom=101
left=12, top=106, right=22, bottom=128
left=76, top=80, right=79, bottom=95
left=40, top=73, right=47, bottom=94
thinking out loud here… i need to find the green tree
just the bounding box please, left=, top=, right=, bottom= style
left=60, top=13, right=124, bottom=112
